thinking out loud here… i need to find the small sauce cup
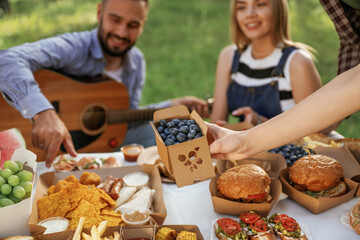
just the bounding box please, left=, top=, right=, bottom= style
left=38, top=217, right=69, bottom=234
left=121, top=144, right=144, bottom=162
left=121, top=209, right=151, bottom=225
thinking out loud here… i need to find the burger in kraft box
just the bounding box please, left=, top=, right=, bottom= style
left=150, top=105, right=215, bottom=188
left=280, top=151, right=359, bottom=214
left=209, top=163, right=282, bottom=217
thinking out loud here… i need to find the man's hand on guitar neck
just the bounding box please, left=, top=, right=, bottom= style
left=32, top=109, right=77, bottom=167
left=170, top=96, right=210, bottom=118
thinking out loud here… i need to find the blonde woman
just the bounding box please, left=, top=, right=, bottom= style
left=211, top=0, right=321, bottom=126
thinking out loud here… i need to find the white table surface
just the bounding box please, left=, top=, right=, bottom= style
left=35, top=152, right=360, bottom=240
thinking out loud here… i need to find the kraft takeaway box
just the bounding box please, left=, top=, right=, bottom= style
left=280, top=168, right=358, bottom=214
left=209, top=176, right=282, bottom=217
left=34, top=225, right=204, bottom=240
left=0, top=149, right=37, bottom=238
left=150, top=105, right=215, bottom=188
left=29, top=164, right=167, bottom=235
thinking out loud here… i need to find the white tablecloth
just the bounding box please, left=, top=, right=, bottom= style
left=35, top=152, right=360, bottom=240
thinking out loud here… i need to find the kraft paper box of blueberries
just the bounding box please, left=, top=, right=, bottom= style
left=150, top=105, right=215, bottom=188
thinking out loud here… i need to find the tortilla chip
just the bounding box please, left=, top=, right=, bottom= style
left=38, top=174, right=123, bottom=230
left=66, top=199, right=102, bottom=229
left=37, top=192, right=73, bottom=220
left=100, top=215, right=124, bottom=226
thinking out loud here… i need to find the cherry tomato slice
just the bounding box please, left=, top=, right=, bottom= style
left=273, top=214, right=291, bottom=223
left=281, top=218, right=299, bottom=232
left=217, top=218, right=241, bottom=235
left=240, top=212, right=261, bottom=224
left=251, top=219, right=268, bottom=232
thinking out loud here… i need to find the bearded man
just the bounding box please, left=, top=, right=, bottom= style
left=0, top=0, right=208, bottom=167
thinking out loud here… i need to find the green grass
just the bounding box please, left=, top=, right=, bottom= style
left=0, top=0, right=359, bottom=138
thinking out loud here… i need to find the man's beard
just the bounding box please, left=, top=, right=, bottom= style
left=98, top=21, right=135, bottom=57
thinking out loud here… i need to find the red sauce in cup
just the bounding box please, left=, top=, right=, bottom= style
left=121, top=144, right=144, bottom=162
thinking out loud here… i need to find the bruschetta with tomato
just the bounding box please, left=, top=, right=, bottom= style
left=269, top=213, right=307, bottom=240
left=239, top=212, right=276, bottom=240
left=214, top=218, right=248, bottom=240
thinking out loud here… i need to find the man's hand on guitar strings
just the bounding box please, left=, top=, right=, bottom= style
left=31, top=109, right=77, bottom=168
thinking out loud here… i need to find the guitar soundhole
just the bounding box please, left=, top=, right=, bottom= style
left=83, top=106, right=106, bottom=131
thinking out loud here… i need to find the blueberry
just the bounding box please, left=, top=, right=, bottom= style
left=160, top=133, right=166, bottom=140
left=178, top=121, right=185, bottom=128
left=166, top=134, right=176, bottom=141
left=283, top=147, right=290, bottom=153
left=289, top=155, right=297, bottom=161
left=165, top=139, right=175, bottom=146
left=172, top=118, right=181, bottom=125
left=187, top=119, right=195, bottom=125
left=182, top=120, right=188, bottom=125
left=164, top=128, right=170, bottom=136
left=167, top=121, right=176, bottom=128
left=194, top=132, right=202, bottom=138
left=297, top=154, right=303, bottom=159
left=170, top=128, right=179, bottom=136
left=187, top=130, right=197, bottom=139
left=180, top=125, right=189, bottom=134
left=189, top=124, right=199, bottom=132
left=176, top=133, right=187, bottom=142
left=284, top=153, right=290, bottom=158
left=174, top=141, right=180, bottom=145
left=157, top=126, right=164, bottom=133
left=159, top=119, right=167, bottom=128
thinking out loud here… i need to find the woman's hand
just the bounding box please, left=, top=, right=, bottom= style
left=232, top=106, right=265, bottom=125
left=206, top=122, right=252, bottom=160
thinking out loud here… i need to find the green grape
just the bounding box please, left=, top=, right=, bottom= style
left=3, top=160, right=20, bottom=174
left=19, top=181, right=32, bottom=193
left=15, top=161, right=24, bottom=171
left=13, top=185, right=26, bottom=199
left=1, top=168, right=13, bottom=180
left=16, top=170, right=33, bottom=182
left=0, top=184, right=12, bottom=195
left=8, top=175, right=20, bottom=187
left=23, top=191, right=31, bottom=200
left=0, top=198, right=14, bottom=207
left=0, top=176, right=5, bottom=187
left=0, top=193, right=6, bottom=199
left=8, top=193, right=20, bottom=203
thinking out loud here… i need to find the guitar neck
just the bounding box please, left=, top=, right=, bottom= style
left=107, top=108, right=158, bottom=124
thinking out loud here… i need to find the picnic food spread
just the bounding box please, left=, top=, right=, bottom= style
left=1, top=115, right=360, bottom=239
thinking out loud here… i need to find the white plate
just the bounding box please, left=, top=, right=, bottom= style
left=209, top=218, right=312, bottom=240
left=52, top=152, right=124, bottom=172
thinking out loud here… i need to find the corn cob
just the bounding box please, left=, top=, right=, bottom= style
left=176, top=231, right=197, bottom=240
left=155, top=227, right=177, bottom=240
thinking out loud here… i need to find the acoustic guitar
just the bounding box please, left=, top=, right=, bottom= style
left=0, top=70, right=166, bottom=161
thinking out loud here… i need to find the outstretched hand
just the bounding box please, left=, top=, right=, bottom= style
left=206, top=122, right=251, bottom=161
left=232, top=106, right=262, bottom=125
left=170, top=96, right=210, bottom=118
left=31, top=109, right=77, bottom=167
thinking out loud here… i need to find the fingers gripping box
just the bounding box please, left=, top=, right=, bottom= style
left=150, top=105, right=215, bottom=188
